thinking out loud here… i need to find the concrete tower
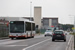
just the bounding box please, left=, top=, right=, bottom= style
left=34, top=7, right=42, bottom=29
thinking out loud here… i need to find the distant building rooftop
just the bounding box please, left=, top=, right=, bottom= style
left=23, top=17, right=58, bottom=19
left=43, top=17, right=58, bottom=19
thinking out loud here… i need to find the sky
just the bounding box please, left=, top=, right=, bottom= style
left=0, top=0, right=75, bottom=24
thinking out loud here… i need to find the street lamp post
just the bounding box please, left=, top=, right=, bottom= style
left=30, top=1, right=32, bottom=35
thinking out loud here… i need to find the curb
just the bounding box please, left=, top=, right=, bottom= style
left=0, top=37, right=9, bottom=40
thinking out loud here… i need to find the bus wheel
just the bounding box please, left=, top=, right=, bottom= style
left=26, top=33, right=28, bottom=38
left=25, top=36, right=27, bottom=39
left=32, top=36, right=34, bottom=38
left=11, top=38, right=14, bottom=40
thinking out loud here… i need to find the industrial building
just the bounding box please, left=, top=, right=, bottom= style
left=42, top=17, right=58, bottom=29
left=0, top=6, right=58, bottom=29
left=23, top=6, right=58, bottom=29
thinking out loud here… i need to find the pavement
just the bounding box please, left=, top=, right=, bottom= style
left=0, top=34, right=72, bottom=50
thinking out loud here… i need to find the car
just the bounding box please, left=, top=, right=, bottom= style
left=52, top=30, right=66, bottom=42
left=44, top=30, right=53, bottom=37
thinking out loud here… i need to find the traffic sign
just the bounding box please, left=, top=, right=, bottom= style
left=72, top=27, right=75, bottom=29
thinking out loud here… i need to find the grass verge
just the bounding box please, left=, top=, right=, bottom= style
left=70, top=33, right=75, bottom=35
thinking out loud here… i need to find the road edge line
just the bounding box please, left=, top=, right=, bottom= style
left=65, top=35, right=73, bottom=50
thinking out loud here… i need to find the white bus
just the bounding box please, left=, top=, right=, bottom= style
left=9, top=21, right=35, bottom=40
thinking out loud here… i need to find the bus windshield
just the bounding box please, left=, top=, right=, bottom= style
left=10, top=21, right=24, bottom=33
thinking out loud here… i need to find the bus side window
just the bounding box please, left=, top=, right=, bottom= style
left=25, top=23, right=27, bottom=32
left=32, top=23, right=35, bottom=31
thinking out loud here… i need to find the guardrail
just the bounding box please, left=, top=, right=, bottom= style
left=66, top=35, right=74, bottom=50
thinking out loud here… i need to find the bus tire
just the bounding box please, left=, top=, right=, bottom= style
left=30, top=33, right=32, bottom=38
left=32, top=36, right=34, bottom=38
left=27, top=33, right=28, bottom=38
left=25, top=36, right=27, bottom=39
left=11, top=38, right=14, bottom=40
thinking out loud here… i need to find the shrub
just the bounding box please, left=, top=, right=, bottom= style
left=36, top=30, right=40, bottom=33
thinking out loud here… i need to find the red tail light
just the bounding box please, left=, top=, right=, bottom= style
left=62, top=34, right=64, bottom=36
left=53, top=34, right=55, bottom=35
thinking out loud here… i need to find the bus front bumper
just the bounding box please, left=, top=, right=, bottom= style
left=9, top=36, right=26, bottom=38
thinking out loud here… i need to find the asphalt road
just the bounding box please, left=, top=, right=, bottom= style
left=0, top=34, right=72, bottom=50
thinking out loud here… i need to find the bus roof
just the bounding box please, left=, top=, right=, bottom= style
left=9, top=20, right=35, bottom=23
left=25, top=20, right=35, bottom=23
left=9, top=17, right=35, bottom=23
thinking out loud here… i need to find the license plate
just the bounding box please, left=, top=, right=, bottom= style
left=57, top=35, right=61, bottom=37
left=16, top=36, right=18, bottom=37
left=47, top=33, right=49, bottom=34
left=16, top=34, right=18, bottom=37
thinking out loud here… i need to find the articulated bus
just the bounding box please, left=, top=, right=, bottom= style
left=9, top=20, right=35, bottom=40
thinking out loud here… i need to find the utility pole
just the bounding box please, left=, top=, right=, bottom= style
left=30, top=1, right=32, bottom=35
left=30, top=1, right=32, bottom=21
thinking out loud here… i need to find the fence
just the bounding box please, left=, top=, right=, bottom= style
left=0, top=24, right=9, bottom=37
left=40, top=29, right=46, bottom=34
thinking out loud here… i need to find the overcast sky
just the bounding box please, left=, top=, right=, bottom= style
left=0, top=0, right=75, bottom=24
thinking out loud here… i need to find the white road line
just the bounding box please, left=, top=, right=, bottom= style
left=65, top=35, right=73, bottom=50
left=68, top=36, right=72, bottom=45
left=22, top=38, right=51, bottom=50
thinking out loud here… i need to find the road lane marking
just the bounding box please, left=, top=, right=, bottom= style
left=68, top=36, right=72, bottom=45
left=65, top=35, right=73, bottom=50
left=22, top=38, right=51, bottom=50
